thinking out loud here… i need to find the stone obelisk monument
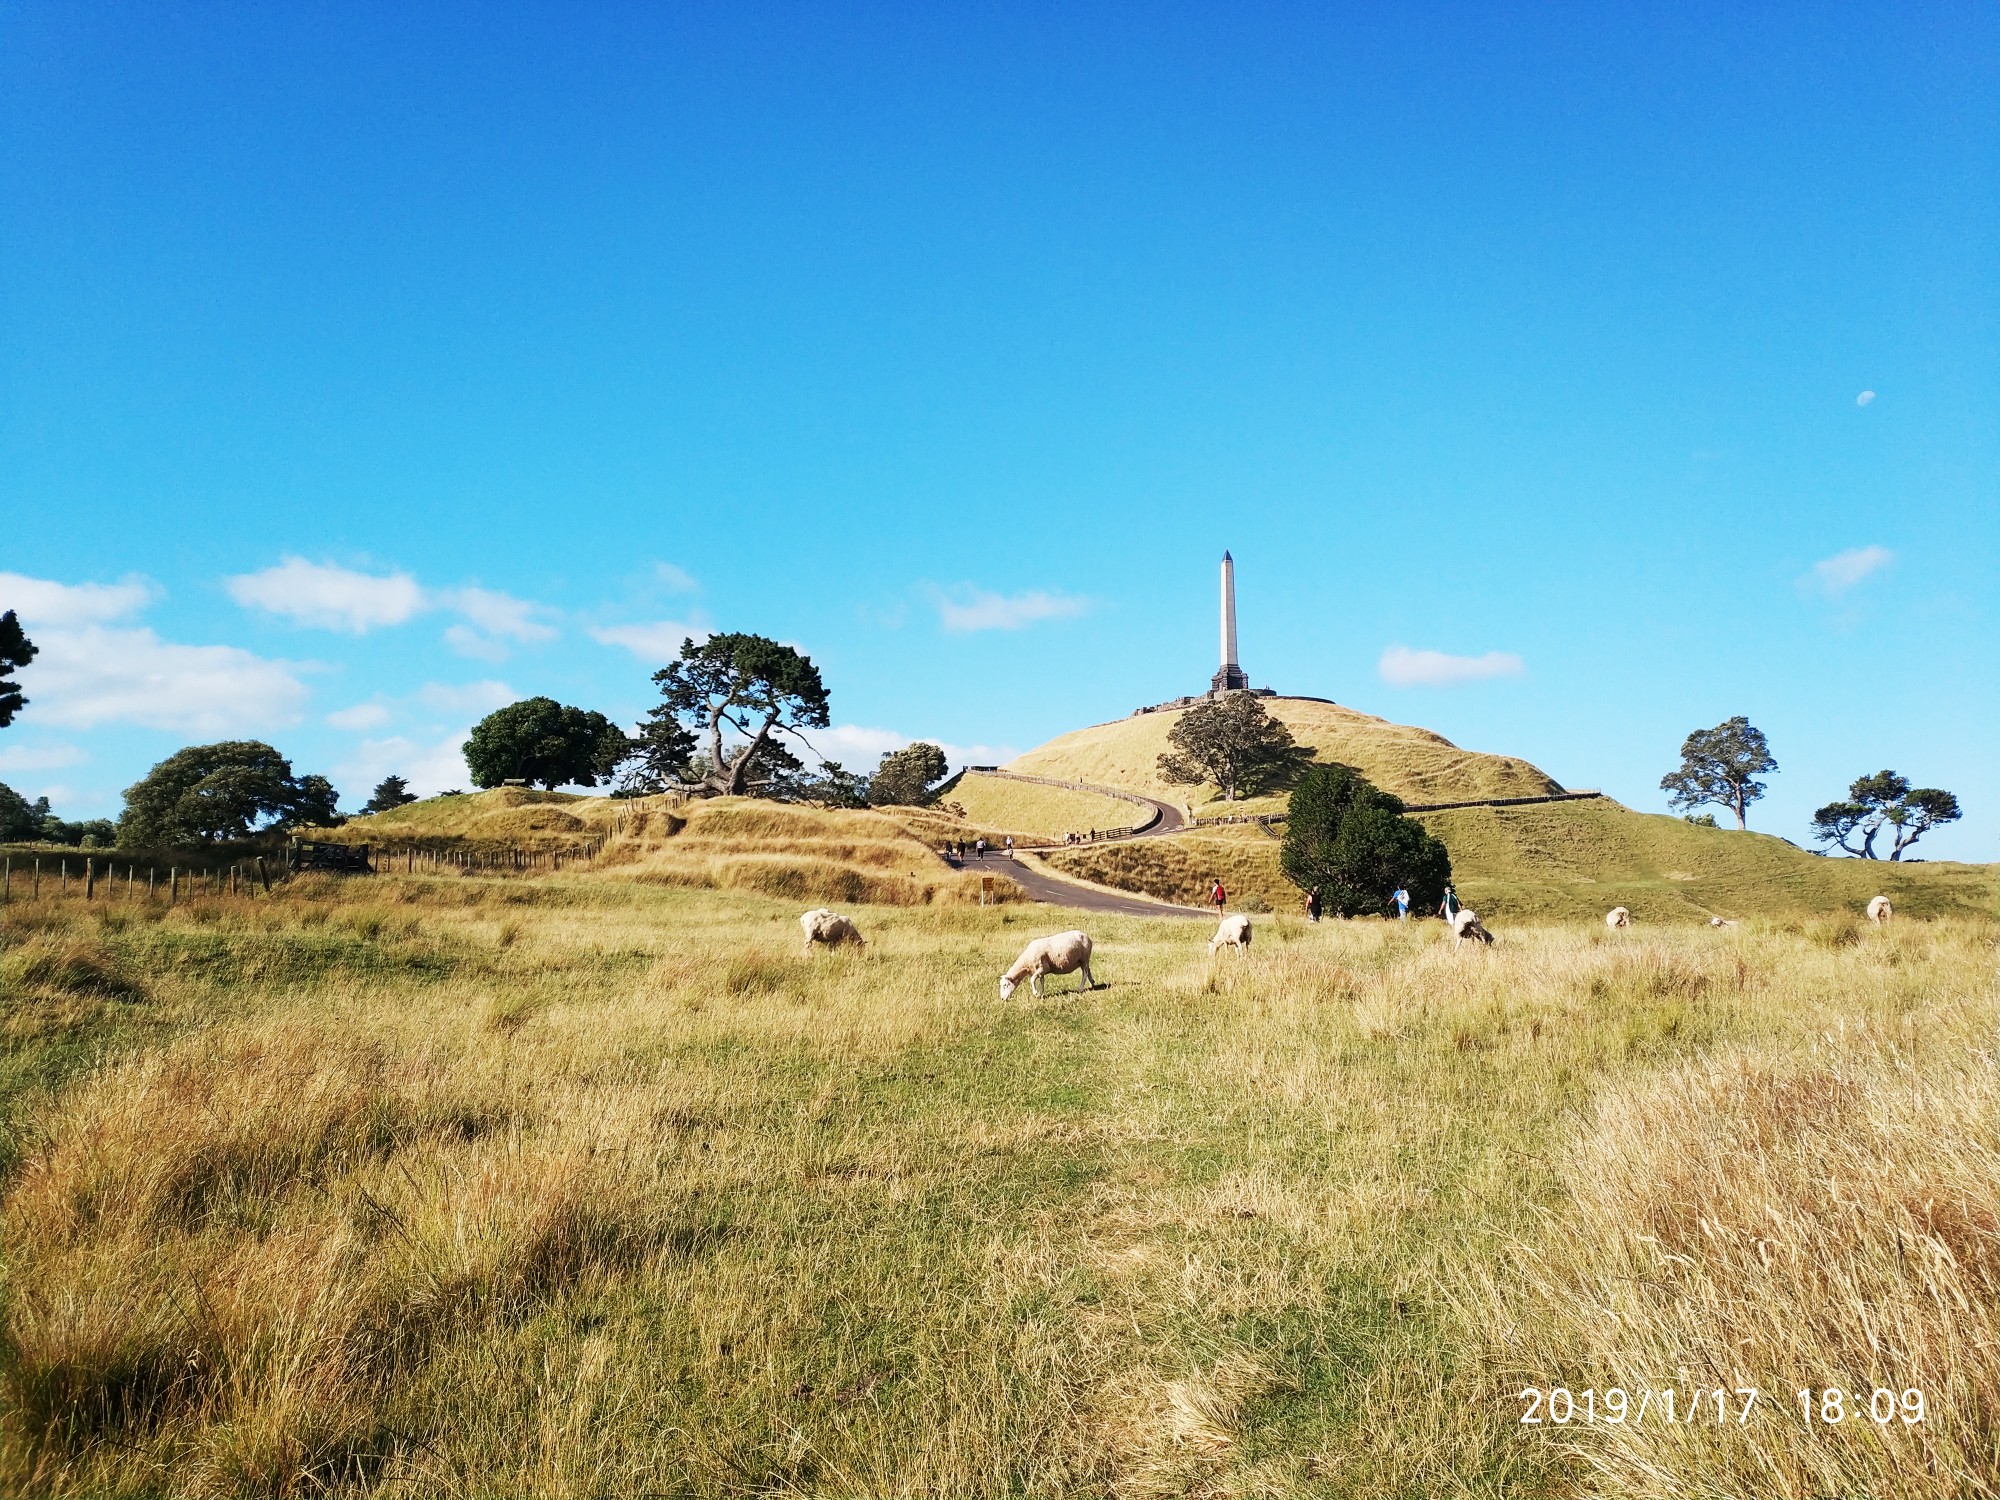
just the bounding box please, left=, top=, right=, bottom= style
left=1211, top=551, right=1250, bottom=694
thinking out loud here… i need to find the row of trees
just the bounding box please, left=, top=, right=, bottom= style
left=459, top=635, right=954, bottom=809
left=1657, top=715, right=1960, bottom=858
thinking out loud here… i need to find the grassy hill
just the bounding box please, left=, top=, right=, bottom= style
left=1045, top=798, right=1995, bottom=923
left=944, top=771, right=1146, bottom=839
left=1005, top=695, right=1561, bottom=816
left=326, top=790, right=1027, bottom=908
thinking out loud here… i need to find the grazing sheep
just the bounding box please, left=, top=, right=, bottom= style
left=799, top=907, right=865, bottom=955
left=1450, top=908, right=1493, bottom=947
left=1605, top=906, right=1632, bottom=930
left=1209, top=913, right=1252, bottom=956
left=1000, top=931, right=1095, bottom=1000
left=1709, top=916, right=1738, bottom=928
left=1867, top=894, right=1893, bottom=926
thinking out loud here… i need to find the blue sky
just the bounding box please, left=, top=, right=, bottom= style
left=3, top=3, right=1994, bottom=861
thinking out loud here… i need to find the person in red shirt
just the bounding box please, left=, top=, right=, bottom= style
left=1210, top=879, right=1226, bottom=912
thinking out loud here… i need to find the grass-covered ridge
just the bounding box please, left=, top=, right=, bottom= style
left=0, top=870, right=1991, bottom=1497
left=1006, top=695, right=1562, bottom=814
left=1047, top=798, right=1995, bottom=923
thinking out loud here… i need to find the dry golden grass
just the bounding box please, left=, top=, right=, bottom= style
left=1006, top=696, right=1561, bottom=812
left=0, top=872, right=1992, bottom=1497
left=1470, top=981, right=1999, bottom=1499
left=945, top=772, right=1141, bottom=839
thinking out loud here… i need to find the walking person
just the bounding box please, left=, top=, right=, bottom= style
left=1305, top=886, right=1321, bottom=923
left=1437, top=884, right=1457, bottom=920
left=1004, top=834, right=1015, bottom=860
left=975, top=837, right=987, bottom=859
left=1392, top=885, right=1410, bottom=921
left=1210, top=878, right=1227, bottom=914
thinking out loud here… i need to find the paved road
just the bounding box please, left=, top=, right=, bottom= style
left=957, top=850, right=1208, bottom=919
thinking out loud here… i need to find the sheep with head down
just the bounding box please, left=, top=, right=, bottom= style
left=799, top=907, right=865, bottom=955
left=1605, top=907, right=1631, bottom=930
left=1209, top=913, right=1251, bottom=956
left=1450, top=908, right=1493, bottom=947
left=1867, top=894, right=1893, bottom=926
left=1000, top=931, right=1094, bottom=1000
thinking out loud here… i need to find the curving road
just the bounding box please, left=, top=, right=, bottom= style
left=955, top=849, right=1209, bottom=919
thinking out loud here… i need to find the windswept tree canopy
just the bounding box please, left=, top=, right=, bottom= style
left=464, top=698, right=628, bottom=791
left=1279, top=764, right=1451, bottom=918
left=1812, top=770, right=1961, bottom=860
left=119, top=742, right=344, bottom=846
left=1659, top=716, right=1776, bottom=830
left=1157, top=694, right=1312, bottom=802
left=647, top=633, right=831, bottom=797
left=0, top=609, right=37, bottom=729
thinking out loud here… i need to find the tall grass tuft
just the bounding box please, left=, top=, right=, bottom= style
left=1472, top=1008, right=1999, bottom=1499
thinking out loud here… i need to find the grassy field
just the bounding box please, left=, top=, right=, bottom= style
left=1047, top=801, right=1998, bottom=924
left=944, top=773, right=1143, bottom=840
left=1, top=866, right=1993, bottom=1497
left=1006, top=697, right=1563, bottom=816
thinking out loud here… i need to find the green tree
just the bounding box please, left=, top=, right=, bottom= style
left=615, top=710, right=700, bottom=794
left=119, top=742, right=343, bottom=846
left=1812, top=770, right=1961, bottom=860
left=0, top=609, right=37, bottom=729
left=645, top=633, right=831, bottom=797
left=769, top=759, right=871, bottom=808
left=1157, top=694, right=1312, bottom=802
left=869, top=742, right=949, bottom=807
left=0, top=780, right=41, bottom=841
left=1279, top=764, right=1452, bottom=918
left=464, top=698, right=626, bottom=790
left=362, top=774, right=420, bottom=814
left=1659, top=716, right=1776, bottom=830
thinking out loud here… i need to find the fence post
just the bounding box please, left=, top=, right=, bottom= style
left=62, top=859, right=69, bottom=894
left=257, top=857, right=270, bottom=893
left=34, top=857, right=41, bottom=897
left=149, top=866, right=156, bottom=897
left=85, top=858, right=95, bottom=900
left=170, top=867, right=178, bottom=902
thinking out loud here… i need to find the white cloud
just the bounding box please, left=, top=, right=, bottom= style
left=29, top=623, right=309, bottom=730
left=1856, top=390, right=1876, bottom=407
left=334, top=729, right=475, bottom=800
left=654, top=562, right=699, bottom=592
left=327, top=702, right=393, bottom=731
left=1378, top=645, right=1526, bottom=688
left=0, top=741, right=88, bottom=773
left=2, top=572, right=311, bottom=732
left=807, top=724, right=1018, bottom=773
left=590, top=620, right=710, bottom=661
left=929, top=586, right=1089, bottom=633
left=226, top=558, right=425, bottom=633
left=0, top=571, right=154, bottom=628
left=225, top=560, right=557, bottom=660
left=440, top=587, right=557, bottom=643
left=1808, top=544, right=1893, bottom=596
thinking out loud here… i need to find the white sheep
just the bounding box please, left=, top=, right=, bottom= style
left=1867, top=894, right=1893, bottom=926
left=1209, top=913, right=1252, bottom=956
left=1450, top=908, right=1493, bottom=946
left=1709, top=916, right=1738, bottom=928
left=1000, top=931, right=1095, bottom=999
left=799, top=907, right=865, bottom=955
left=1605, top=906, right=1631, bottom=930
